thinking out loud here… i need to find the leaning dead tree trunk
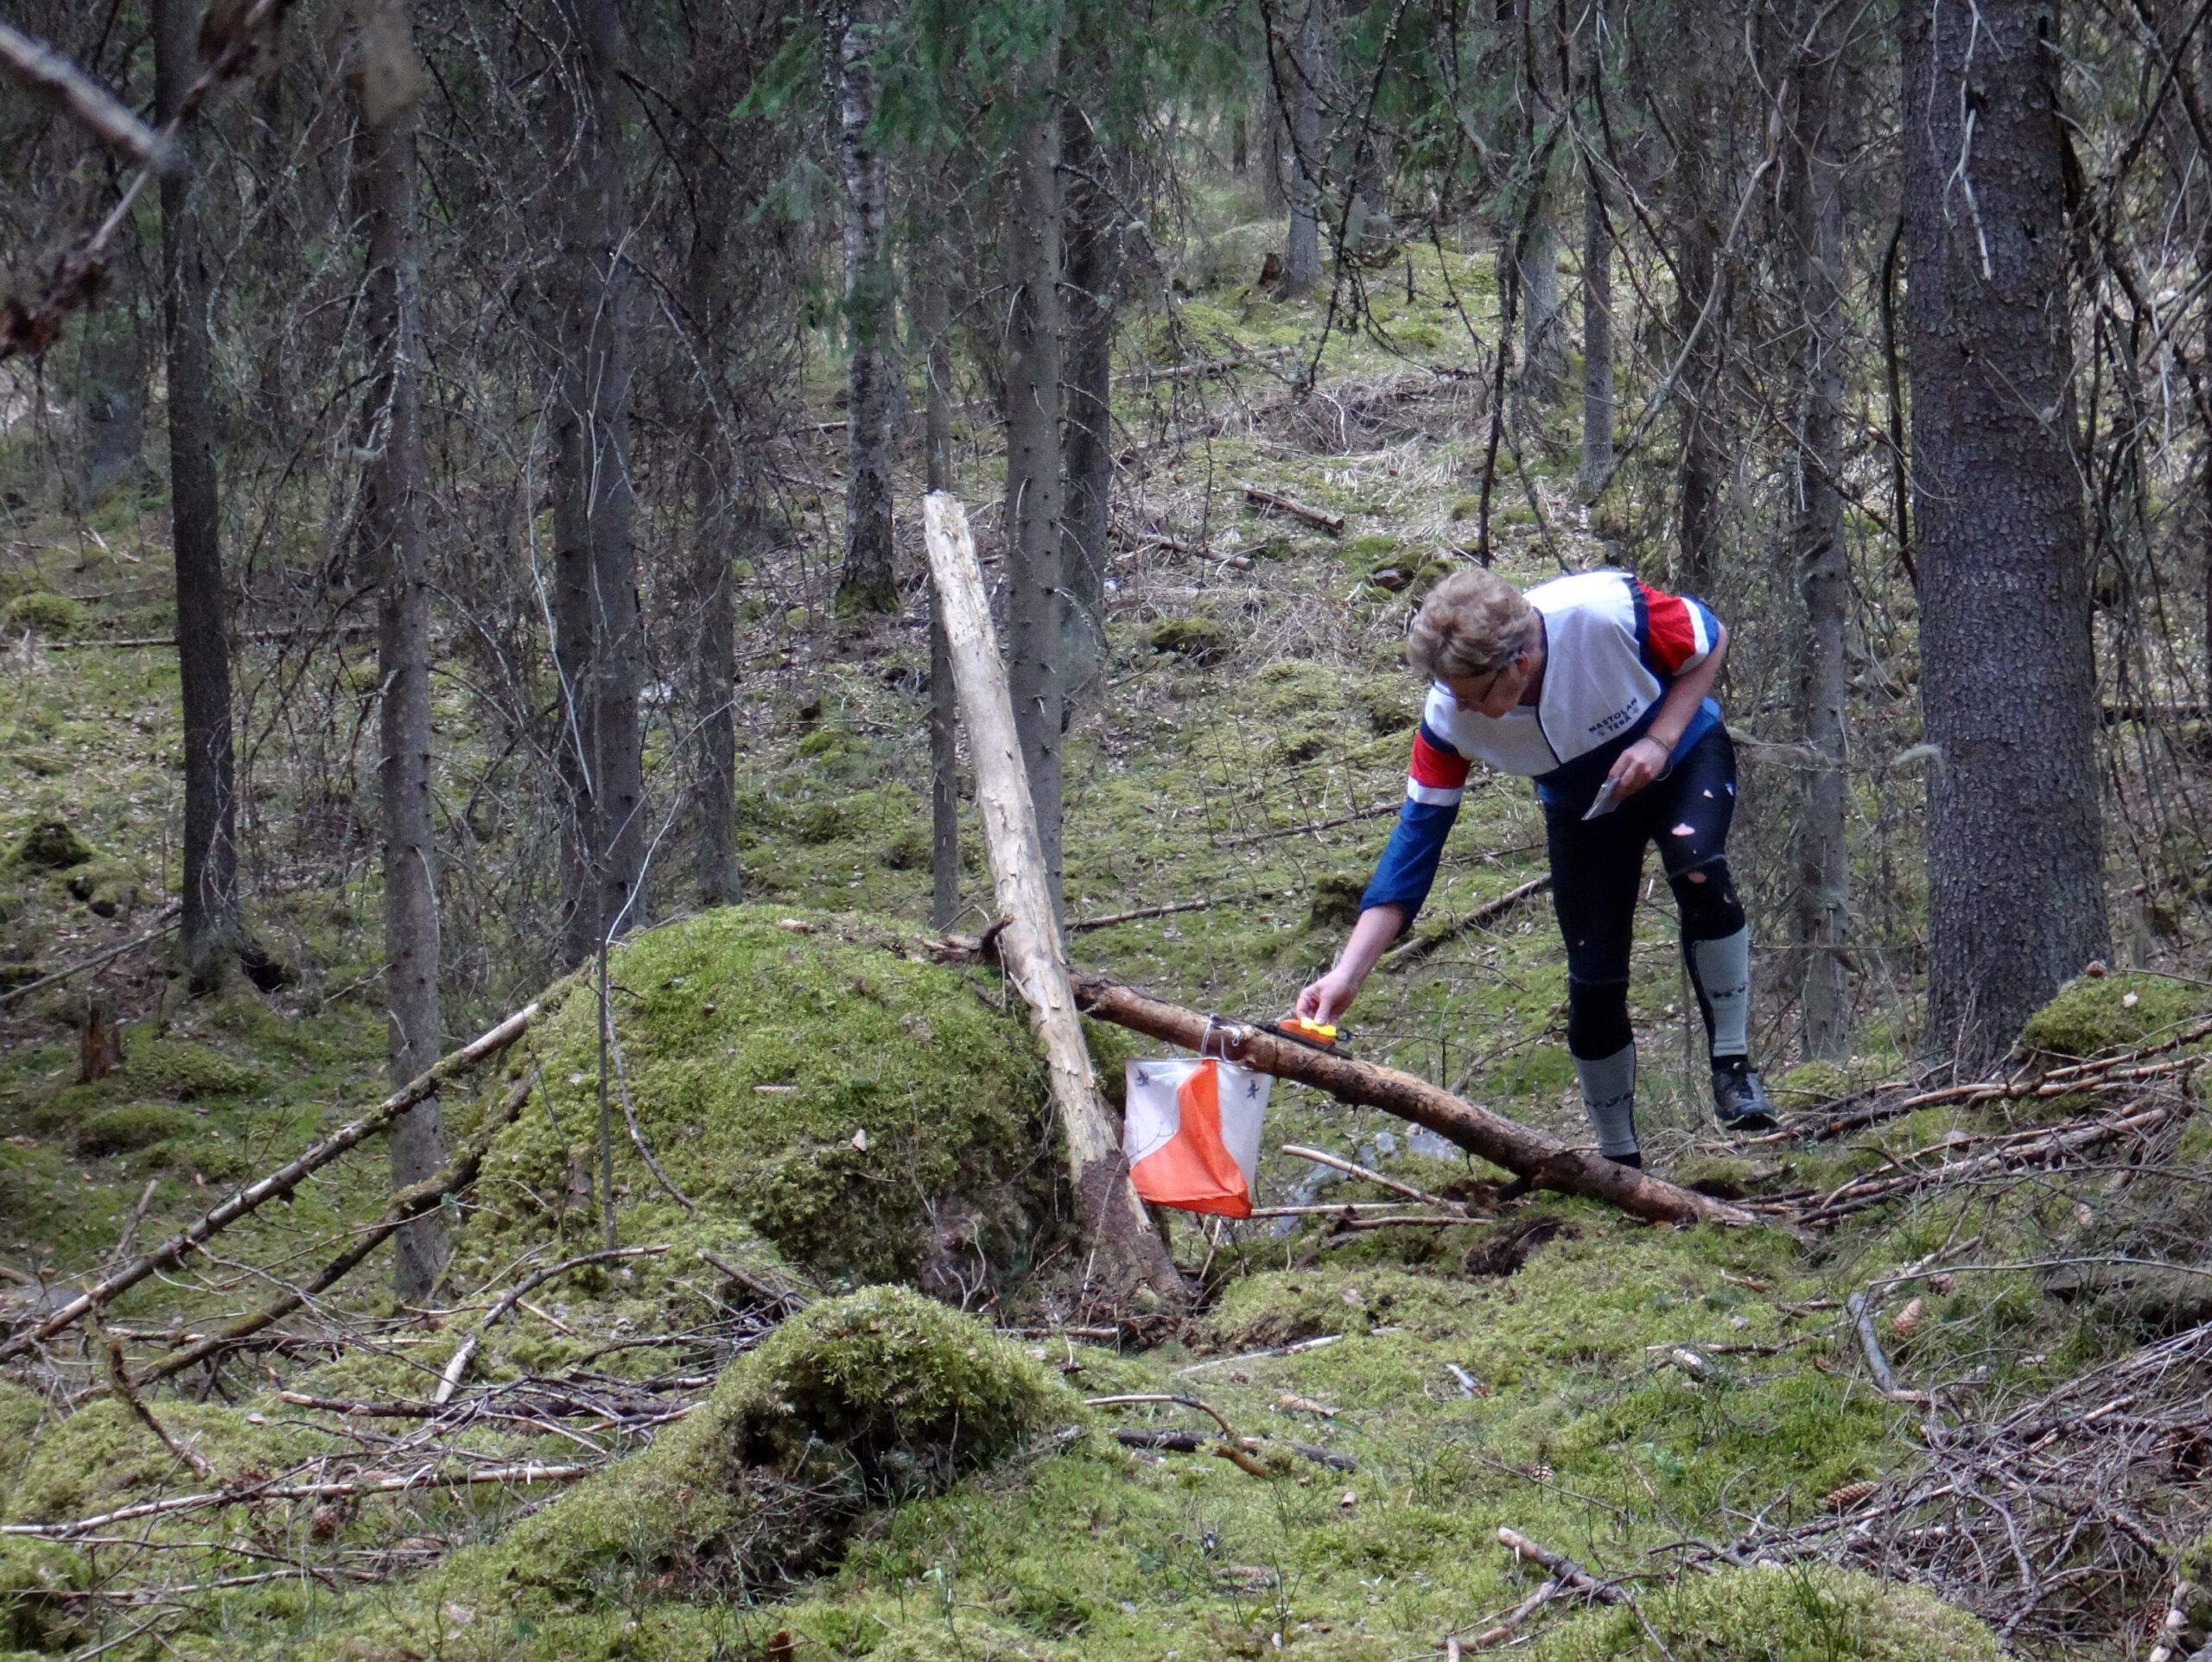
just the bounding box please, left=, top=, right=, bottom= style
left=922, top=492, right=1186, bottom=1306
left=1072, top=976, right=1755, bottom=1229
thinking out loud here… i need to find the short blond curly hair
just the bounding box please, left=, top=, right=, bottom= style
left=1406, top=568, right=1537, bottom=681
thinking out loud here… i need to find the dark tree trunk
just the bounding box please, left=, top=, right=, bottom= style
left=1518, top=206, right=1562, bottom=407
left=1577, top=162, right=1613, bottom=498
left=692, top=462, right=742, bottom=910
left=1002, top=47, right=1065, bottom=917
left=1060, top=107, right=1114, bottom=704
left=1675, top=207, right=1725, bottom=585
left=154, top=0, right=242, bottom=989
left=836, top=3, right=897, bottom=615
left=1785, top=9, right=1850, bottom=1061
left=1901, top=0, right=2107, bottom=1064
left=1230, top=112, right=1249, bottom=175
left=920, top=275, right=959, bottom=929
left=551, top=0, right=645, bottom=970
left=1281, top=1, right=1323, bottom=298
left=353, top=0, right=446, bottom=1300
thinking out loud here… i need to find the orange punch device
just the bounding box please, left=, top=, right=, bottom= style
left=1277, top=1018, right=1338, bottom=1047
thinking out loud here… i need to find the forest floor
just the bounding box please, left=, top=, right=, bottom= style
left=2, top=187, right=2210, bottom=1660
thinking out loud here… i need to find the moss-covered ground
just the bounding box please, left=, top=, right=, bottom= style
left=3, top=174, right=2209, bottom=1659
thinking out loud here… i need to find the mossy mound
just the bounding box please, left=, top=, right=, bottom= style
left=448, top=1287, right=1077, bottom=1605
left=116, top=1039, right=263, bottom=1102
left=0, top=1538, right=86, bottom=1652
left=10, top=1399, right=305, bottom=1524
left=471, top=907, right=1060, bottom=1287
left=0, top=1384, right=43, bottom=1513
left=73, top=1102, right=194, bottom=1156
left=1774, top=1058, right=1850, bottom=1107
left=0, top=593, right=81, bottom=640
left=2018, top=970, right=2208, bottom=1061
left=1147, top=616, right=1229, bottom=661
left=1530, top=1564, right=1998, bottom=1660
left=5, top=822, right=91, bottom=872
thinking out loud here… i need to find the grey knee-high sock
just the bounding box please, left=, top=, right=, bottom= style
left=1689, top=927, right=1751, bottom=1059
left=1573, top=1043, right=1638, bottom=1159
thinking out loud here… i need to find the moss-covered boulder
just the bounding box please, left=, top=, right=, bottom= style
left=0, top=593, right=81, bottom=640
left=473, top=908, right=1060, bottom=1287
left=10, top=1399, right=302, bottom=1525
left=6, top=822, right=92, bottom=873
left=0, top=1538, right=86, bottom=1652
left=73, top=1102, right=193, bottom=1157
left=1531, top=1564, right=1998, bottom=1660
left=2018, top=970, right=2208, bottom=1062
left=462, top=1287, right=1077, bottom=1602
left=1147, top=617, right=1228, bottom=661
left=0, top=1383, right=42, bottom=1513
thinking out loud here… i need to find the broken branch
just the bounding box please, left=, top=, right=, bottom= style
left=0, top=1005, right=537, bottom=1363
left=1238, top=480, right=1345, bottom=532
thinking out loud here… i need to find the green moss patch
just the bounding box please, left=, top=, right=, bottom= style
left=73, top=1102, right=193, bottom=1156
left=466, top=907, right=1060, bottom=1288
left=120, top=1039, right=264, bottom=1101
left=2018, top=971, right=2209, bottom=1061
left=1147, top=617, right=1229, bottom=661
left=1531, top=1565, right=1996, bottom=1660
left=0, top=1537, right=86, bottom=1652
left=5, top=821, right=91, bottom=872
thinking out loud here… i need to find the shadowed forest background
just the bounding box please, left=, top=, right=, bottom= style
left=3, top=0, right=2212, bottom=1656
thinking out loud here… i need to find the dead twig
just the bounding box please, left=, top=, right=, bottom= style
left=1238, top=480, right=1345, bottom=532
left=1, top=1463, right=593, bottom=1538
left=1281, top=1143, right=1468, bottom=1214
left=435, top=1246, right=667, bottom=1405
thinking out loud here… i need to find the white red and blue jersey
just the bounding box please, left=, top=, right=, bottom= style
left=1363, top=571, right=1724, bottom=921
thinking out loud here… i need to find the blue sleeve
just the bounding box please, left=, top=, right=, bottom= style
left=1358, top=799, right=1459, bottom=927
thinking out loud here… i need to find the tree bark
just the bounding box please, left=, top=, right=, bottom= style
left=693, top=483, right=742, bottom=910
left=1901, top=0, right=2107, bottom=1064
left=1060, top=106, right=1114, bottom=704
left=1069, top=976, right=1755, bottom=1229
left=1281, top=0, right=1324, bottom=298
left=1001, top=48, right=1066, bottom=918
left=353, top=0, right=445, bottom=1300
left=1576, top=161, right=1613, bottom=498
left=836, top=3, right=897, bottom=615
left=920, top=275, right=959, bottom=929
left=921, top=493, right=1185, bottom=1305
left=551, top=0, right=645, bottom=970
left=1675, top=206, right=1725, bottom=586
left=1518, top=206, right=1562, bottom=407
left=1785, top=10, right=1851, bottom=1062
left=154, top=0, right=241, bottom=988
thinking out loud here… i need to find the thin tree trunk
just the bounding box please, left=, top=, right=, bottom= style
left=1901, top=0, right=2107, bottom=1064
left=154, top=0, right=240, bottom=989
left=1230, top=112, right=1249, bottom=176
left=836, top=3, right=896, bottom=614
left=1786, top=10, right=1850, bottom=1061
left=353, top=0, right=445, bottom=1300
left=920, top=275, right=959, bottom=929
left=1281, top=0, right=1323, bottom=298
left=1001, top=45, right=1066, bottom=918
left=1577, top=161, right=1613, bottom=498
left=1060, top=107, right=1114, bottom=704
left=551, top=0, right=645, bottom=970
left=693, top=474, right=741, bottom=910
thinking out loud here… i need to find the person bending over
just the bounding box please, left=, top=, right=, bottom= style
left=1296, top=567, right=1775, bottom=1167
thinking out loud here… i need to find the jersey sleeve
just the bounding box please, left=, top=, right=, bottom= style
left=1634, top=582, right=1721, bottom=677
left=1358, top=710, right=1470, bottom=923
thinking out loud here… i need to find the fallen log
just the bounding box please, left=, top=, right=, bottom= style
left=0, top=1004, right=537, bottom=1364
left=923, top=492, right=1185, bottom=1305
left=1238, top=480, right=1344, bottom=532
left=1070, top=975, right=1755, bottom=1229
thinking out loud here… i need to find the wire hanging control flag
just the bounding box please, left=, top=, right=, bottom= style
left=1122, top=1057, right=1271, bottom=1217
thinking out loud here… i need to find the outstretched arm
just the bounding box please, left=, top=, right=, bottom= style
left=1295, top=904, right=1405, bottom=1024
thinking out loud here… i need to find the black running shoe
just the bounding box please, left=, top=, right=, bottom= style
left=1712, top=1061, right=1777, bottom=1132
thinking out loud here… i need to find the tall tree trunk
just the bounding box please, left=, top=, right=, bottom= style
left=552, top=0, right=645, bottom=971
left=1675, top=207, right=1725, bottom=585
left=154, top=0, right=241, bottom=989
left=1577, top=162, right=1613, bottom=498
left=693, top=488, right=741, bottom=909
left=1060, top=107, right=1114, bottom=705
left=920, top=273, right=959, bottom=929
left=836, top=3, right=897, bottom=614
left=1281, top=0, right=1323, bottom=298
left=1002, top=45, right=1066, bottom=918
left=353, top=0, right=445, bottom=1300
left=1785, top=10, right=1850, bottom=1061
left=1518, top=206, right=1562, bottom=407
left=1901, top=0, right=2107, bottom=1065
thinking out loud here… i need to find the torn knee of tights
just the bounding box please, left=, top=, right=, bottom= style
left=1684, top=870, right=1706, bottom=883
